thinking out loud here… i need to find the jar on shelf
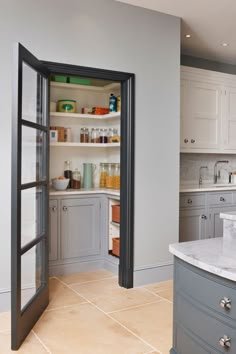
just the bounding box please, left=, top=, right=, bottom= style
left=108, top=128, right=118, bottom=143
left=99, top=128, right=108, bottom=143
left=80, top=127, right=89, bottom=143
left=113, top=163, right=120, bottom=190
left=91, top=128, right=100, bottom=143
left=106, top=163, right=114, bottom=188
left=117, top=95, right=121, bottom=112
left=71, top=168, right=81, bottom=189
left=64, top=160, right=72, bottom=188
left=99, top=163, right=107, bottom=188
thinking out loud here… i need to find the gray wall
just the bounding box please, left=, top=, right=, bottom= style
left=0, top=0, right=180, bottom=308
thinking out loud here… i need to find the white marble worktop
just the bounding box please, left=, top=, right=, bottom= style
left=50, top=188, right=120, bottom=197
left=180, top=184, right=236, bottom=193
left=169, top=237, right=236, bottom=281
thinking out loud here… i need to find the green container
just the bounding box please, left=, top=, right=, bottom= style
left=54, top=75, right=68, bottom=83
left=69, top=77, right=91, bottom=85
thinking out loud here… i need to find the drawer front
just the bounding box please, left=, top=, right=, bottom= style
left=175, top=260, right=236, bottom=323
left=176, top=293, right=236, bottom=354
left=175, top=324, right=211, bottom=354
left=180, top=194, right=206, bottom=208
left=208, top=192, right=233, bottom=206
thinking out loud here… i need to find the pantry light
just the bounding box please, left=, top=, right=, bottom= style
left=221, top=43, right=229, bottom=47
left=185, top=34, right=191, bottom=38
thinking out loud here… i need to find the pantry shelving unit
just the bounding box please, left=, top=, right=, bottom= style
left=50, top=142, right=120, bottom=147
left=50, top=111, right=120, bottom=120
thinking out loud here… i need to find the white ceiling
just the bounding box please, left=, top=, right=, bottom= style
left=116, top=0, right=236, bottom=65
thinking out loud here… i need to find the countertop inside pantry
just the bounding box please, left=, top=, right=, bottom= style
left=49, top=188, right=120, bottom=197
left=169, top=237, right=236, bottom=281
left=180, top=184, right=236, bottom=193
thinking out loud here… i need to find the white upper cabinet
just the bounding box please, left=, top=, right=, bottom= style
left=181, top=66, right=236, bottom=153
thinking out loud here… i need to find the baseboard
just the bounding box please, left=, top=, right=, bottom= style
left=103, top=256, right=119, bottom=275
left=49, top=259, right=106, bottom=277
left=133, top=262, right=173, bottom=287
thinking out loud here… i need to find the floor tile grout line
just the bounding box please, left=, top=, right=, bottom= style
left=107, top=299, right=163, bottom=314
left=45, top=301, right=88, bottom=313
left=144, top=288, right=173, bottom=304
left=63, top=280, right=158, bottom=353
left=53, top=275, right=117, bottom=287
left=32, top=330, right=52, bottom=353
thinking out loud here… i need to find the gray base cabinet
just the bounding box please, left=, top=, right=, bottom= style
left=171, top=257, right=236, bottom=354
left=60, top=197, right=101, bottom=259
left=180, top=191, right=236, bottom=242
left=49, top=199, right=58, bottom=261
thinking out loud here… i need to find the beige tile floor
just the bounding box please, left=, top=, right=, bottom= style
left=0, top=270, right=173, bottom=354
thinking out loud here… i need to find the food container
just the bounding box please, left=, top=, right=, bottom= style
left=71, top=169, right=81, bottom=189
left=112, top=237, right=120, bottom=257
left=99, top=163, right=107, bottom=188
left=111, top=205, right=120, bottom=223
left=100, top=128, right=108, bottom=143
left=117, top=95, right=121, bottom=112
left=53, top=75, right=68, bottom=83
left=92, top=107, right=110, bottom=115
left=80, top=127, right=89, bottom=143
left=106, top=163, right=114, bottom=188
left=50, top=130, right=58, bottom=142
left=58, top=100, right=76, bottom=113
left=52, top=178, right=70, bottom=190
left=108, top=128, right=118, bottom=143
left=69, top=77, right=91, bottom=85
left=113, top=163, right=120, bottom=189
left=81, top=107, right=93, bottom=114
left=64, top=128, right=72, bottom=142
left=91, top=128, right=100, bottom=143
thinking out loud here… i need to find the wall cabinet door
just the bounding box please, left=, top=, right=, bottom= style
left=181, top=80, right=222, bottom=150
left=49, top=199, right=58, bottom=261
left=223, top=86, right=236, bottom=150
left=179, top=208, right=208, bottom=242
left=61, top=197, right=101, bottom=260
left=209, top=205, right=236, bottom=238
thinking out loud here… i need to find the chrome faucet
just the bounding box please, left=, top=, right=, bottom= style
left=214, top=160, right=229, bottom=184
left=199, top=166, right=208, bottom=187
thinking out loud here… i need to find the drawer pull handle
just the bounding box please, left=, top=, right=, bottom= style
left=184, top=139, right=188, bottom=143
left=220, top=297, right=231, bottom=309
left=63, top=206, right=68, bottom=212
left=220, top=197, right=225, bottom=202
left=219, top=335, right=231, bottom=348
left=51, top=206, right=57, bottom=212
left=191, top=139, right=195, bottom=143
left=201, top=215, right=207, bottom=220
left=187, top=199, right=192, bottom=204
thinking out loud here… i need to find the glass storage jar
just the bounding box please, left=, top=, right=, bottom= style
left=64, top=160, right=72, bottom=188
left=80, top=127, right=89, bottom=143
left=71, top=168, right=81, bottom=189
left=113, top=163, right=120, bottom=189
left=99, top=163, right=107, bottom=188
left=106, top=163, right=114, bottom=188
left=91, top=128, right=100, bottom=143
left=99, top=128, right=108, bottom=143
left=108, top=128, right=118, bottom=143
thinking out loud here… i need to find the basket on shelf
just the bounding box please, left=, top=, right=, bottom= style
left=112, top=237, right=120, bottom=257
left=111, top=205, right=120, bottom=223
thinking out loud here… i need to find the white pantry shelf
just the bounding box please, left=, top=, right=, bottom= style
left=50, top=81, right=120, bottom=92
left=50, top=112, right=120, bottom=120
left=50, top=142, right=120, bottom=148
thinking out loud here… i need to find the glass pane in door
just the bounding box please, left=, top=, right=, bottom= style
left=21, top=126, right=47, bottom=184
left=21, top=186, right=46, bottom=247
left=22, top=62, right=47, bottom=126
left=21, top=241, right=44, bottom=310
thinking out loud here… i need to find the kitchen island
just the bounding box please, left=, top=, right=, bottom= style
left=169, top=211, right=236, bottom=354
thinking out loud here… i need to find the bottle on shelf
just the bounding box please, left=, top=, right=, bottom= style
left=109, top=93, right=117, bottom=112
left=64, top=160, right=72, bottom=188
left=113, top=163, right=120, bottom=190
left=71, top=168, right=81, bottom=189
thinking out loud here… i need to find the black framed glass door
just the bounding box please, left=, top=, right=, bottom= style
left=11, top=43, right=50, bottom=350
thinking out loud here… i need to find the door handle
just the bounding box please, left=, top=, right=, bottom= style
left=62, top=206, right=68, bottom=211
left=220, top=197, right=225, bottom=202
left=201, top=215, right=207, bottom=220
left=51, top=206, right=57, bottom=212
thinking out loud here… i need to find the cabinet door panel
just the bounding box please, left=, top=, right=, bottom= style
left=49, top=199, right=58, bottom=261
left=182, top=80, right=222, bottom=150
left=209, top=205, right=236, bottom=238
left=61, top=198, right=100, bottom=259
left=224, top=87, right=236, bottom=149
left=179, top=208, right=208, bottom=242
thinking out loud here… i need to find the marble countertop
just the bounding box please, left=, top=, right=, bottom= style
left=180, top=184, right=236, bottom=193
left=169, top=237, right=236, bottom=281
left=50, top=188, right=120, bottom=197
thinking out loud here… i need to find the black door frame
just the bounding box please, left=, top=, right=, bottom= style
left=43, top=61, right=135, bottom=288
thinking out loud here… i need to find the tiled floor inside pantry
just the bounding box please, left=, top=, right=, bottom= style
left=0, top=270, right=173, bottom=354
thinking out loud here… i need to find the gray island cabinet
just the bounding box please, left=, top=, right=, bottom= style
left=170, top=211, right=236, bottom=354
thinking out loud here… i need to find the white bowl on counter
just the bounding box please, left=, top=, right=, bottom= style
left=52, top=178, right=69, bottom=191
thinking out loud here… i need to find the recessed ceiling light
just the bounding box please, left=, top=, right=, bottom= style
left=185, top=34, right=191, bottom=38
left=221, top=43, right=229, bottom=47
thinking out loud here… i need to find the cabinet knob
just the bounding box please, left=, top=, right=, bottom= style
left=187, top=198, right=192, bottom=204
left=201, top=215, right=207, bottom=220
left=219, top=335, right=231, bottom=348
left=220, top=197, right=225, bottom=202
left=63, top=206, right=68, bottom=211
left=184, top=139, right=188, bottom=143
left=191, top=139, right=195, bottom=143
left=51, top=206, right=57, bottom=212
left=220, top=297, right=231, bottom=309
